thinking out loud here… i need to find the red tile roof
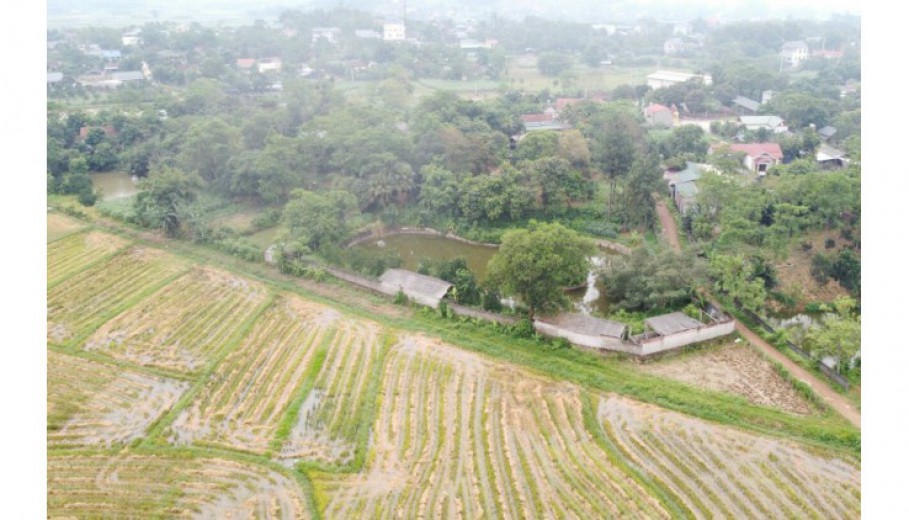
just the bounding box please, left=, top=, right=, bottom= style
left=645, top=103, right=672, bottom=114
left=723, top=143, right=783, bottom=160
left=236, top=58, right=256, bottom=68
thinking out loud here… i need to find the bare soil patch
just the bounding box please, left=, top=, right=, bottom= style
left=637, top=342, right=814, bottom=415
left=774, top=230, right=853, bottom=306
left=47, top=212, right=87, bottom=242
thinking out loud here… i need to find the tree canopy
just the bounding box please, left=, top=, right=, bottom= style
left=486, top=222, right=596, bottom=318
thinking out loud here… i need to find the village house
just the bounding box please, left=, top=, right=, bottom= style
left=236, top=58, right=256, bottom=71
left=643, top=103, right=676, bottom=127
left=663, top=37, right=687, bottom=55
left=312, top=27, right=341, bottom=44
left=714, top=142, right=784, bottom=174
left=646, top=70, right=712, bottom=89
left=781, top=41, right=810, bottom=67
left=383, top=22, right=406, bottom=41
left=665, top=162, right=706, bottom=215
left=816, top=143, right=848, bottom=169
left=731, top=95, right=761, bottom=114
left=739, top=115, right=788, bottom=134
left=111, top=70, right=145, bottom=83
left=257, top=57, right=282, bottom=74
left=519, top=112, right=568, bottom=132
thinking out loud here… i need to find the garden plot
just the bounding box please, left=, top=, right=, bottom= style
left=316, top=336, right=669, bottom=519
left=84, top=266, right=269, bottom=374
left=169, top=296, right=382, bottom=455
left=599, top=394, right=861, bottom=520
left=47, top=211, right=88, bottom=242
left=47, top=230, right=130, bottom=286
left=47, top=453, right=311, bottom=519
left=637, top=342, right=814, bottom=415
left=47, top=350, right=187, bottom=448
left=47, top=247, right=188, bottom=345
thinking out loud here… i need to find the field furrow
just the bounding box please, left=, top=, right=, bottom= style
left=314, top=336, right=669, bottom=519
left=599, top=394, right=861, bottom=520
left=169, top=296, right=334, bottom=452
left=47, top=351, right=188, bottom=448
left=84, top=266, right=269, bottom=374
left=47, top=231, right=131, bottom=287
left=47, top=247, right=188, bottom=345
left=47, top=453, right=311, bottom=518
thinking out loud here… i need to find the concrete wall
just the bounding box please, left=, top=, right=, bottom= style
left=533, top=321, right=641, bottom=355
left=636, top=320, right=735, bottom=355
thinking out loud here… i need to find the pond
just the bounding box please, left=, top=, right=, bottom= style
left=352, top=232, right=622, bottom=315
left=90, top=172, right=140, bottom=200
left=353, top=234, right=498, bottom=282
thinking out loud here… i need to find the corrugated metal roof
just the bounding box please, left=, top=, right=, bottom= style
left=112, top=71, right=144, bottom=81
left=732, top=96, right=761, bottom=112
left=817, top=144, right=846, bottom=161
left=379, top=269, right=453, bottom=302
left=645, top=312, right=704, bottom=336
left=537, top=313, right=627, bottom=339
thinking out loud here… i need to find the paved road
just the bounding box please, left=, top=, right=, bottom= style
left=653, top=194, right=861, bottom=428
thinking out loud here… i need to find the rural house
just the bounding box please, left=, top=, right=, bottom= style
left=665, top=162, right=706, bottom=214
left=715, top=143, right=784, bottom=174
left=646, top=70, right=712, bottom=89
left=781, top=41, right=810, bottom=67
left=731, top=95, right=761, bottom=114
left=644, top=103, right=676, bottom=127
left=739, top=115, right=788, bottom=134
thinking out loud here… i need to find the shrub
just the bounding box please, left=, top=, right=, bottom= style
left=824, top=238, right=836, bottom=249
left=393, top=290, right=409, bottom=305
left=510, top=318, right=535, bottom=339
left=810, top=253, right=834, bottom=284
left=77, top=188, right=97, bottom=207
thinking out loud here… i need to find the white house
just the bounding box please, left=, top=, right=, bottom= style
left=383, top=22, right=406, bottom=41
left=646, top=70, right=712, bottom=89
left=781, top=41, right=810, bottom=67
left=739, top=115, right=788, bottom=134
left=312, top=27, right=341, bottom=44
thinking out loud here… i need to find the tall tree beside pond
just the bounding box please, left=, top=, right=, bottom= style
left=487, top=221, right=595, bottom=319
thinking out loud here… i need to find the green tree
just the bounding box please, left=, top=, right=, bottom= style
left=178, top=119, right=242, bottom=190
left=709, top=253, right=767, bottom=313
left=487, top=222, right=596, bottom=318
left=134, top=167, right=203, bottom=237
left=281, top=189, right=360, bottom=251
left=537, top=52, right=573, bottom=77
left=804, top=296, right=861, bottom=372
left=604, top=245, right=706, bottom=311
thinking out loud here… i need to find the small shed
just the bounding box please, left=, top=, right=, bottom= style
left=533, top=313, right=629, bottom=350
left=644, top=312, right=704, bottom=336
left=379, top=269, right=453, bottom=308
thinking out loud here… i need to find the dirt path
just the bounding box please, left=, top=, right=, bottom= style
left=732, top=321, right=861, bottom=427
left=653, top=196, right=861, bottom=428
left=653, top=194, right=681, bottom=253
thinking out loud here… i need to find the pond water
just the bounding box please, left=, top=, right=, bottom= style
left=353, top=232, right=621, bottom=315
left=90, top=172, right=140, bottom=200
left=354, top=234, right=498, bottom=281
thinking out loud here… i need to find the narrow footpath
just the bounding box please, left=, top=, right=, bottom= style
left=652, top=193, right=861, bottom=428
